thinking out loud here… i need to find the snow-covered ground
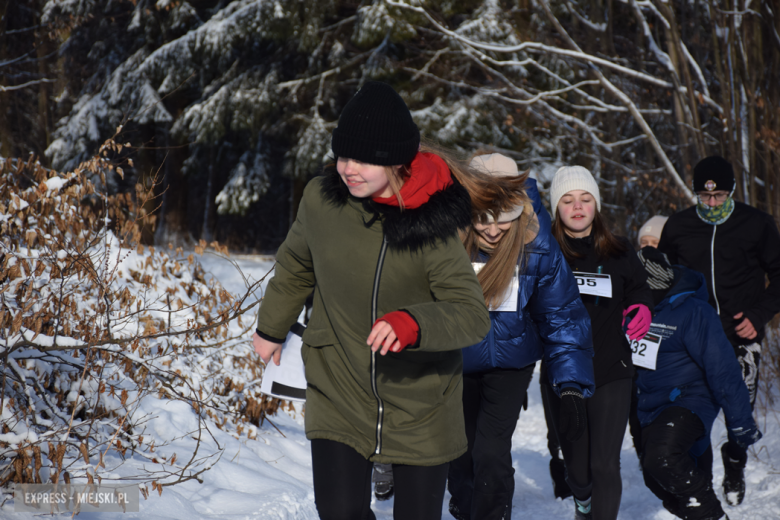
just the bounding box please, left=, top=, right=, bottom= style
left=2, top=253, right=779, bottom=519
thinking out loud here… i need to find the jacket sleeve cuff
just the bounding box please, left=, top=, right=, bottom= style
left=741, top=309, right=767, bottom=333
left=255, top=328, right=286, bottom=344
left=560, top=382, right=583, bottom=394
left=375, top=311, right=420, bottom=349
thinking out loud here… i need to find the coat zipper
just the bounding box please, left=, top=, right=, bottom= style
left=371, top=235, right=389, bottom=455
left=710, top=225, right=720, bottom=315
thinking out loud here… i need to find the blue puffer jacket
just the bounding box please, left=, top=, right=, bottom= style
left=461, top=178, right=596, bottom=398
left=636, top=267, right=759, bottom=453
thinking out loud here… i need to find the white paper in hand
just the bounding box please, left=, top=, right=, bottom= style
left=259, top=323, right=307, bottom=402
left=472, top=263, right=519, bottom=312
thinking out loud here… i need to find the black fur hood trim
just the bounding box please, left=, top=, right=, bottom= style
left=320, top=170, right=472, bottom=252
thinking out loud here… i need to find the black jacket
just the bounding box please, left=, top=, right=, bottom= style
left=658, top=202, right=780, bottom=346
left=544, top=233, right=653, bottom=388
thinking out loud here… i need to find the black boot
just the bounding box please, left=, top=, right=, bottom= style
left=721, top=443, right=747, bottom=506
left=550, top=455, right=573, bottom=499
left=448, top=500, right=468, bottom=520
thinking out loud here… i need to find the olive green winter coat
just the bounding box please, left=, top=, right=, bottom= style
left=255, top=171, right=490, bottom=465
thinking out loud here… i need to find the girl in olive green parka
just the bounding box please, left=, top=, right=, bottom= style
left=253, top=81, right=490, bottom=520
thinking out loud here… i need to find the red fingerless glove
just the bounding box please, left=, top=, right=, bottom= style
left=374, top=311, right=420, bottom=352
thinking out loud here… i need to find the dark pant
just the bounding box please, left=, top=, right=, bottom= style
left=641, top=407, right=723, bottom=520
left=447, top=365, right=535, bottom=520
left=723, top=342, right=761, bottom=459
left=542, top=378, right=632, bottom=520
left=628, top=379, right=643, bottom=459
left=311, top=439, right=449, bottom=520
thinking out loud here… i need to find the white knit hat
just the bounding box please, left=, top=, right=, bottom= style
left=470, top=153, right=525, bottom=222
left=637, top=215, right=668, bottom=246
left=549, top=165, right=601, bottom=216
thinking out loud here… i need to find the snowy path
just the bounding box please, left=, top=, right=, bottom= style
left=2, top=254, right=778, bottom=519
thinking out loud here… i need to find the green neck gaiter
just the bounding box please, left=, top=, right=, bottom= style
left=696, top=196, right=735, bottom=225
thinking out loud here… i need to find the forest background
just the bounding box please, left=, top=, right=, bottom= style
left=3, top=0, right=780, bottom=251
left=2, top=0, right=780, bottom=506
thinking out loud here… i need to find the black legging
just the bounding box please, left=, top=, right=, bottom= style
left=447, top=365, right=535, bottom=520
left=311, top=438, right=449, bottom=520
left=542, top=378, right=632, bottom=520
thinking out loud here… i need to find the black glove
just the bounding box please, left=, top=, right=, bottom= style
left=732, top=425, right=763, bottom=449
left=559, top=388, right=587, bottom=442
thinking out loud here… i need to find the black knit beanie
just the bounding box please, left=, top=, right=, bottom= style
left=331, top=81, right=420, bottom=166
left=693, top=156, right=735, bottom=192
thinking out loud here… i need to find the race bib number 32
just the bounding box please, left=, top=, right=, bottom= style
left=573, top=272, right=612, bottom=298
left=628, top=332, right=662, bottom=370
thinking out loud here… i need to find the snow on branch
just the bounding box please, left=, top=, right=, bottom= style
left=563, top=0, right=608, bottom=32
left=0, top=79, right=56, bottom=92
left=1, top=140, right=289, bottom=491
left=386, top=0, right=673, bottom=87
left=537, top=0, right=696, bottom=201
left=628, top=0, right=675, bottom=74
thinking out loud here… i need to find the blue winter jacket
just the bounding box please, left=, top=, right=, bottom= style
left=636, top=267, right=759, bottom=453
left=461, top=178, right=596, bottom=398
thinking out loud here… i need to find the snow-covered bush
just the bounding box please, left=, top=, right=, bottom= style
left=0, top=141, right=286, bottom=492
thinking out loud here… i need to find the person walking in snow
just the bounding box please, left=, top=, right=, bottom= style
left=252, top=81, right=490, bottom=520
left=627, top=214, right=669, bottom=460
left=541, top=166, right=654, bottom=520
left=444, top=153, right=595, bottom=520
left=658, top=156, right=780, bottom=506
left=634, top=247, right=762, bottom=520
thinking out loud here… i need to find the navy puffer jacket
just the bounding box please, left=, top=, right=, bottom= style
left=636, top=267, right=759, bottom=453
left=461, top=179, right=596, bottom=398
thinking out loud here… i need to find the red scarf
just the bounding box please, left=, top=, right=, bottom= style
left=372, top=152, right=453, bottom=209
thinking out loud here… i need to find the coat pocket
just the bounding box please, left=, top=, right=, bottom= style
left=300, top=340, right=334, bottom=365
left=302, top=325, right=337, bottom=347
left=435, top=352, right=463, bottom=403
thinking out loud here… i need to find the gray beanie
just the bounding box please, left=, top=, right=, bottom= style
left=637, top=215, right=669, bottom=246
left=549, top=166, right=601, bottom=215
left=469, top=153, right=525, bottom=222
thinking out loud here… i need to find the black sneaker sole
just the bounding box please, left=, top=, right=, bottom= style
left=374, top=490, right=394, bottom=501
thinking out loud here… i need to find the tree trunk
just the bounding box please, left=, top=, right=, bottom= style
left=202, top=148, right=215, bottom=243
left=153, top=126, right=171, bottom=246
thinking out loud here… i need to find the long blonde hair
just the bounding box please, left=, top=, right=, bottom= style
left=384, top=164, right=408, bottom=210
left=425, top=142, right=536, bottom=308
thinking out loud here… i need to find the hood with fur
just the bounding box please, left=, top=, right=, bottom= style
left=320, top=169, right=472, bottom=252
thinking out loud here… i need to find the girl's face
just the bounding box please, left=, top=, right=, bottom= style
left=557, top=190, right=596, bottom=238
left=474, top=220, right=513, bottom=246
left=336, top=157, right=396, bottom=198
left=639, top=235, right=660, bottom=249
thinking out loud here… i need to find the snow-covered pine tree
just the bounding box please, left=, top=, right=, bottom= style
left=24, top=0, right=780, bottom=245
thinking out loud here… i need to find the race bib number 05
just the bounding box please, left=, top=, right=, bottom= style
left=627, top=332, right=662, bottom=370
left=573, top=272, right=612, bottom=298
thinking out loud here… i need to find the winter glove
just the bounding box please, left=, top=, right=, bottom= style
left=373, top=311, right=420, bottom=354
left=559, top=388, right=587, bottom=442
left=731, top=425, right=763, bottom=449
left=623, top=304, right=652, bottom=341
